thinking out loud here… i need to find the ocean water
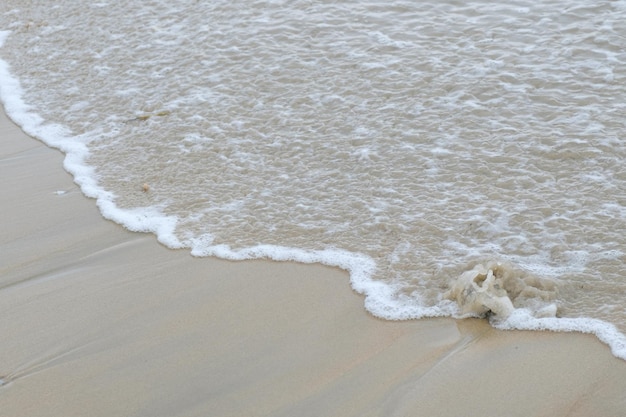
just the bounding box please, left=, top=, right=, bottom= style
left=1, top=0, right=625, bottom=359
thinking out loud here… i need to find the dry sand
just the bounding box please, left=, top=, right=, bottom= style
left=1, top=107, right=626, bottom=417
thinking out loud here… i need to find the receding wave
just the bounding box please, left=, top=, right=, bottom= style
left=0, top=0, right=625, bottom=360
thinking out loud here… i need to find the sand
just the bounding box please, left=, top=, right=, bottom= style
left=1, top=106, right=626, bottom=417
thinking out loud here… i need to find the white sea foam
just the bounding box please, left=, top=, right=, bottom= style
left=0, top=29, right=182, bottom=249
left=497, top=311, right=626, bottom=361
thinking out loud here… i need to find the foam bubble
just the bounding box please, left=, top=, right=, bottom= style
left=0, top=31, right=9, bottom=47
left=447, top=265, right=515, bottom=318
left=445, top=260, right=558, bottom=320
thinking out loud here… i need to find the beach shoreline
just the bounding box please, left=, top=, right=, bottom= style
left=1, top=106, right=626, bottom=416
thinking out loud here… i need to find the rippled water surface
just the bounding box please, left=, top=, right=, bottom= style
left=1, top=0, right=625, bottom=354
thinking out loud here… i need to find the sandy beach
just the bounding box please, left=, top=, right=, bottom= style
left=1, top=106, right=625, bottom=416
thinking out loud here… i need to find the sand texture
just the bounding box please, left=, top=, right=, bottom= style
left=1, top=108, right=626, bottom=416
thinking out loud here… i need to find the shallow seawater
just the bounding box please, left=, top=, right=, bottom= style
left=1, top=1, right=625, bottom=357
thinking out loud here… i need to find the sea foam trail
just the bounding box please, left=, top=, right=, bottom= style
left=0, top=30, right=183, bottom=250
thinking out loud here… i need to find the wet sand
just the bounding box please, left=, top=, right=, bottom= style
left=1, top=107, right=626, bottom=416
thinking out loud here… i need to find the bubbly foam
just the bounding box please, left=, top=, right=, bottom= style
left=1, top=0, right=625, bottom=360
left=446, top=261, right=558, bottom=320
